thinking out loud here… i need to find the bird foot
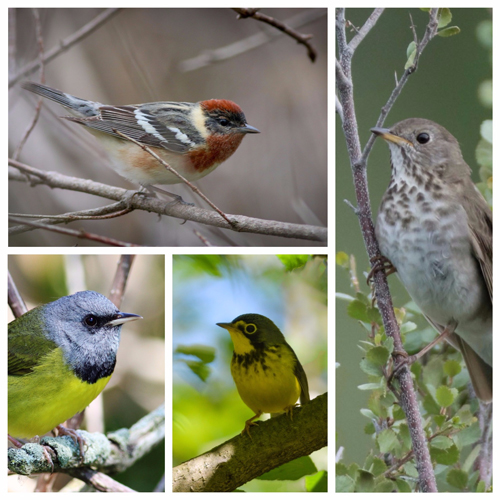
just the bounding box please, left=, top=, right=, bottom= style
left=367, top=255, right=397, bottom=285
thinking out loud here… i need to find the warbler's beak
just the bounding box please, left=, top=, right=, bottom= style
left=106, top=312, right=142, bottom=327
left=239, top=124, right=260, bottom=134
left=371, top=127, right=412, bottom=147
left=216, top=322, right=235, bottom=331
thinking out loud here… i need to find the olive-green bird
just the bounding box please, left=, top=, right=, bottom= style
left=217, top=313, right=310, bottom=435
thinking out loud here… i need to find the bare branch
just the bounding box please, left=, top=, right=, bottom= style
left=9, top=161, right=327, bottom=242
left=233, top=8, right=318, bottom=62
left=348, top=8, right=385, bottom=53
left=9, top=216, right=141, bottom=246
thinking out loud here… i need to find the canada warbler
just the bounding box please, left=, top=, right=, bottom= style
left=217, top=313, right=310, bottom=435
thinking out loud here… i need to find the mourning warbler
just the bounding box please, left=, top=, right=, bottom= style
left=217, top=313, right=310, bottom=435
left=8, top=291, right=141, bottom=439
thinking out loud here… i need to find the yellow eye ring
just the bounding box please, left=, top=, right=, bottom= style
left=244, top=323, right=257, bottom=334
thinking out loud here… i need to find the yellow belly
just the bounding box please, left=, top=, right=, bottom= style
left=231, top=347, right=301, bottom=415
left=8, top=347, right=111, bottom=438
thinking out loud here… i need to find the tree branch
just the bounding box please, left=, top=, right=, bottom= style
left=8, top=405, right=164, bottom=477
left=336, top=8, right=440, bottom=492
left=9, top=160, right=327, bottom=243
left=173, top=394, right=326, bottom=492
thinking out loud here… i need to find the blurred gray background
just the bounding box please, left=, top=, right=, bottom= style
left=9, top=8, right=327, bottom=247
left=336, top=8, right=491, bottom=464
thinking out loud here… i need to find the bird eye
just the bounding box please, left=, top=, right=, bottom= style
left=245, top=324, right=257, bottom=334
left=416, top=132, right=430, bottom=144
left=84, top=315, right=98, bottom=327
left=218, top=118, right=230, bottom=127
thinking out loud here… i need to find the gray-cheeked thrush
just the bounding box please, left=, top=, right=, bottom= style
left=372, top=118, right=492, bottom=403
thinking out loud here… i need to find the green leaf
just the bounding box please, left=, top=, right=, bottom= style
left=356, top=470, right=375, bottom=492
left=437, top=26, right=461, bottom=37
left=175, top=344, right=215, bottom=363
left=278, top=254, right=309, bottom=271
left=395, top=478, right=412, bottom=492
left=443, top=359, right=461, bottom=377
left=374, top=479, right=395, bottom=492
left=423, top=393, right=441, bottom=415
left=456, top=421, right=481, bottom=448
left=360, top=358, right=383, bottom=377
left=367, top=346, right=390, bottom=366
left=437, top=8, right=452, bottom=28
left=430, top=443, right=460, bottom=465
left=336, top=252, right=349, bottom=268
left=435, top=385, right=457, bottom=407
left=347, top=299, right=374, bottom=322
left=431, top=435, right=453, bottom=450
left=404, top=42, right=417, bottom=70
left=377, top=429, right=398, bottom=453
left=336, top=474, right=355, bottom=492
left=306, top=470, right=328, bottom=492
left=182, top=360, right=211, bottom=381
left=259, top=455, right=317, bottom=480
left=446, top=469, right=468, bottom=490
left=399, top=424, right=412, bottom=450
left=367, top=456, right=387, bottom=476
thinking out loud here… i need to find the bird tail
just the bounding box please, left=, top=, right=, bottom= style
left=21, top=82, right=101, bottom=118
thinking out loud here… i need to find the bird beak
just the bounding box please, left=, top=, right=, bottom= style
left=371, top=127, right=413, bottom=147
left=216, top=322, right=235, bottom=331
left=238, top=124, right=260, bottom=134
left=106, top=313, right=142, bottom=327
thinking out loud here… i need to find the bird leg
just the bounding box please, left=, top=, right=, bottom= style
left=242, top=412, right=262, bottom=437
left=367, top=254, right=397, bottom=285
left=55, top=425, right=85, bottom=460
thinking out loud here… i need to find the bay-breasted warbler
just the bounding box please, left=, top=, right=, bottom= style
left=21, top=82, right=260, bottom=186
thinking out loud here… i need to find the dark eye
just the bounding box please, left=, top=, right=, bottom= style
left=416, top=132, right=430, bottom=144
left=84, top=315, right=97, bottom=327
left=218, top=118, right=230, bottom=127
left=245, top=324, right=257, bottom=334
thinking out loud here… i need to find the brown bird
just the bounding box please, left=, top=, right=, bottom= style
left=372, top=118, right=492, bottom=402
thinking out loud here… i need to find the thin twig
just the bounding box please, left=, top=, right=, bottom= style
left=8, top=216, right=141, bottom=247
left=9, top=8, right=121, bottom=87
left=233, top=8, right=318, bottom=62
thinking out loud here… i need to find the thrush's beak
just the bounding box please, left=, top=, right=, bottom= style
left=371, top=127, right=413, bottom=147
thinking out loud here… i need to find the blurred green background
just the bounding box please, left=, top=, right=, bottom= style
left=8, top=255, right=165, bottom=492
left=336, top=8, right=491, bottom=465
left=173, top=255, right=327, bottom=492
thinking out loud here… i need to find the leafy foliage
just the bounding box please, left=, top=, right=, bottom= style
left=336, top=252, right=489, bottom=492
